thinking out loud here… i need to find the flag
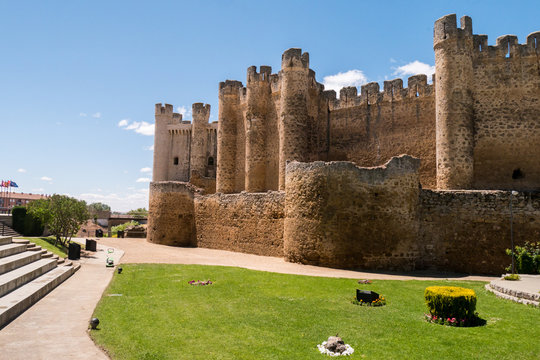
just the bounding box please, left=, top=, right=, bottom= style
left=1, top=180, right=6, bottom=187
left=10, top=181, right=18, bottom=188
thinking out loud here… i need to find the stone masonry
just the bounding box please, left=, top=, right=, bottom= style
left=148, top=15, right=540, bottom=274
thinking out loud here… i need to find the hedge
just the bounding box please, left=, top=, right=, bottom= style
left=425, top=286, right=477, bottom=321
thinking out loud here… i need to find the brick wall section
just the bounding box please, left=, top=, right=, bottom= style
left=194, top=191, right=285, bottom=256
left=284, top=156, right=422, bottom=270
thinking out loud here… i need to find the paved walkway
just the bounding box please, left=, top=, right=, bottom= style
left=97, top=237, right=497, bottom=281
left=0, top=237, right=506, bottom=359
left=0, top=242, right=123, bottom=360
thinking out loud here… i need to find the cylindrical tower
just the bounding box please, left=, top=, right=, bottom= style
left=152, top=103, right=174, bottom=181
left=190, top=103, right=211, bottom=178
left=216, top=80, right=243, bottom=193
left=147, top=181, right=196, bottom=246
left=278, top=48, right=310, bottom=190
left=434, top=14, right=475, bottom=189
left=245, top=66, right=271, bottom=192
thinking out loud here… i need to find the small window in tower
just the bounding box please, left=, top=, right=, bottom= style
left=173, top=157, right=179, bottom=165
left=512, top=168, right=524, bottom=180
left=208, top=157, right=215, bottom=166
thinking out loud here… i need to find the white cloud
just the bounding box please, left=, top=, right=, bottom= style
left=140, top=167, right=152, bottom=173
left=322, top=70, right=368, bottom=96
left=177, top=106, right=192, bottom=120
left=389, top=58, right=397, bottom=63
left=79, top=112, right=87, bottom=117
left=393, top=60, right=435, bottom=79
left=136, top=177, right=151, bottom=183
left=32, top=188, right=44, bottom=192
left=92, top=112, right=102, bottom=118
left=17, top=168, right=26, bottom=173
left=119, top=119, right=155, bottom=136
left=78, top=190, right=149, bottom=212
left=40, top=176, right=52, bottom=181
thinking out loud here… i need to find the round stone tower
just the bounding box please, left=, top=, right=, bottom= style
left=278, top=48, right=310, bottom=190
left=190, top=103, right=211, bottom=178
left=434, top=14, right=475, bottom=189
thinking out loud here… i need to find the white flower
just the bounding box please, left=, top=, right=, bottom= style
left=316, top=341, right=355, bottom=356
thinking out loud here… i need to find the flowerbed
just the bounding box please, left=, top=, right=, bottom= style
left=352, top=295, right=386, bottom=307
left=188, top=280, right=213, bottom=286
left=316, top=341, right=354, bottom=356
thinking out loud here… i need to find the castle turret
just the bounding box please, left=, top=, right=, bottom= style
left=190, top=103, right=211, bottom=178
left=153, top=103, right=175, bottom=181
left=217, top=80, right=243, bottom=193
left=278, top=49, right=310, bottom=190
left=434, top=14, right=475, bottom=189
left=245, top=66, right=272, bottom=192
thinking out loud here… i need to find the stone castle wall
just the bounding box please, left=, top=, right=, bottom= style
left=148, top=157, right=540, bottom=274
left=194, top=191, right=285, bottom=256
left=147, top=14, right=540, bottom=275
left=283, top=156, right=421, bottom=270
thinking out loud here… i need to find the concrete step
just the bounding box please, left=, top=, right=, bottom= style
left=12, top=238, right=30, bottom=245
left=0, top=259, right=57, bottom=297
left=41, top=252, right=53, bottom=258
left=0, top=243, right=28, bottom=259
left=0, top=251, right=42, bottom=275
left=0, top=237, right=12, bottom=246
left=26, top=245, right=42, bottom=252
left=0, top=263, right=79, bottom=328
left=0, top=223, right=21, bottom=238
left=57, top=258, right=65, bottom=265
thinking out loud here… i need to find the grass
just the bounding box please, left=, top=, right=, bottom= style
left=91, top=264, right=540, bottom=360
left=20, top=237, right=68, bottom=258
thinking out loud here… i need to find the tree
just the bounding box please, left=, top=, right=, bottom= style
left=88, top=202, right=111, bottom=213
left=128, top=207, right=148, bottom=219
left=28, top=194, right=89, bottom=247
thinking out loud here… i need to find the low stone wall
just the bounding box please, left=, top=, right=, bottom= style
left=194, top=191, right=285, bottom=256
left=419, top=190, right=540, bottom=274
left=284, top=155, right=421, bottom=270
left=147, top=181, right=199, bottom=246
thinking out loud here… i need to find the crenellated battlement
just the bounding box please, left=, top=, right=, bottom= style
left=219, top=80, right=244, bottom=96
left=328, top=74, right=434, bottom=110
left=473, top=31, right=540, bottom=58
left=155, top=103, right=174, bottom=115
left=281, top=48, right=309, bottom=69
left=433, top=14, right=472, bottom=47
left=247, top=66, right=272, bottom=83
left=192, top=103, right=211, bottom=121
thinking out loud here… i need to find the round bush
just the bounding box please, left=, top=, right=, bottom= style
left=425, top=286, right=477, bottom=321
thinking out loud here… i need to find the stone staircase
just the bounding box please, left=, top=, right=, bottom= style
left=0, top=222, right=21, bottom=238
left=0, top=236, right=80, bottom=328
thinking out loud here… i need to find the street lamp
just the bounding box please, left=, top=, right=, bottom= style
left=509, top=190, right=519, bottom=275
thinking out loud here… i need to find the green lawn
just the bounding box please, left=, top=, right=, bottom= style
left=20, top=237, right=68, bottom=258
left=91, top=264, right=539, bottom=360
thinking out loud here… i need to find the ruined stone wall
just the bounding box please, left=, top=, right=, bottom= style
left=284, top=156, right=422, bottom=270
left=147, top=181, right=199, bottom=246
left=420, top=190, right=540, bottom=274
left=326, top=76, right=436, bottom=189
left=194, top=191, right=285, bottom=256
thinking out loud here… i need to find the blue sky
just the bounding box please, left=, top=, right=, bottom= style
left=0, top=1, right=537, bottom=211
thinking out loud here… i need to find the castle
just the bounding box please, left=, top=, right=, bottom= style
left=148, top=15, right=540, bottom=274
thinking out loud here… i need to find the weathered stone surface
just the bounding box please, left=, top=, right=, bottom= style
left=194, top=191, right=285, bottom=256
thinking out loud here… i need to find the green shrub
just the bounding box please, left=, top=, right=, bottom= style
left=425, top=286, right=477, bottom=321
left=11, top=206, right=26, bottom=233
left=506, top=242, right=540, bottom=274
left=11, top=206, right=43, bottom=236
left=503, top=274, right=520, bottom=281
left=111, top=221, right=139, bottom=236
